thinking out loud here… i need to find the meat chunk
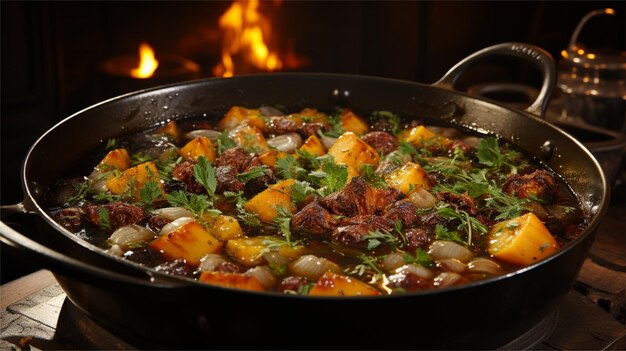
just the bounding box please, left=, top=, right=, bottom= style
left=436, top=191, right=478, bottom=216
left=291, top=202, right=337, bottom=237
left=215, top=147, right=250, bottom=172
left=266, top=116, right=299, bottom=135
left=361, top=131, right=398, bottom=155
left=384, top=199, right=419, bottom=227
left=404, top=228, right=432, bottom=251
left=332, top=215, right=396, bottom=249
left=147, top=214, right=170, bottom=233
left=502, top=169, right=557, bottom=201
left=52, top=207, right=85, bottom=232
left=389, top=272, right=432, bottom=291
left=299, top=122, right=327, bottom=137
left=172, top=161, right=204, bottom=194
left=84, top=201, right=146, bottom=230
left=276, top=276, right=309, bottom=293
left=215, top=165, right=245, bottom=194
left=321, top=177, right=402, bottom=217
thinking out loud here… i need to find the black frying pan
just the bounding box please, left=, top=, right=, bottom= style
left=0, top=43, right=609, bottom=349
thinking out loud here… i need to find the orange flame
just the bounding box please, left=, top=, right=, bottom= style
left=213, top=0, right=283, bottom=77
left=130, top=42, right=159, bottom=78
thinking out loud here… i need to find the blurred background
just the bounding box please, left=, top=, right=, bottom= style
left=1, top=0, right=625, bottom=283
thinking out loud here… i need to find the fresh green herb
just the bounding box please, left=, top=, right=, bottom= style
left=63, top=179, right=91, bottom=206
left=309, top=155, right=348, bottom=196
left=295, top=149, right=322, bottom=170
left=290, top=180, right=317, bottom=204
left=167, top=190, right=220, bottom=218
left=98, top=207, right=111, bottom=230
left=372, top=111, right=403, bottom=135
left=140, top=180, right=162, bottom=207
left=476, top=137, right=523, bottom=173
left=217, top=131, right=237, bottom=154
left=224, top=191, right=262, bottom=228
left=273, top=206, right=294, bottom=244
left=236, top=165, right=269, bottom=183
left=193, top=156, right=217, bottom=203
left=435, top=203, right=488, bottom=246
left=319, top=110, right=344, bottom=138
left=276, top=155, right=308, bottom=180
left=297, top=282, right=315, bottom=295
left=434, top=223, right=466, bottom=245
left=131, top=152, right=155, bottom=166
left=363, top=229, right=400, bottom=250
left=402, top=248, right=433, bottom=267
left=360, top=164, right=387, bottom=189
left=105, top=138, right=117, bottom=150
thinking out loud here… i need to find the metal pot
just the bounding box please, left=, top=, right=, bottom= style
left=0, top=43, right=609, bottom=349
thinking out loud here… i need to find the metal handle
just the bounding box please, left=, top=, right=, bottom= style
left=0, top=197, right=38, bottom=219
left=432, top=42, right=556, bottom=117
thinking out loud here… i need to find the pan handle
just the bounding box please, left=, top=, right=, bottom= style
left=0, top=197, right=38, bottom=218
left=432, top=42, right=556, bottom=117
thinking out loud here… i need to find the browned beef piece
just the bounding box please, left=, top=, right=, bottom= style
left=84, top=201, right=146, bottom=230
left=172, top=161, right=204, bottom=194
left=436, top=191, right=478, bottom=216
left=147, top=215, right=170, bottom=233
left=389, top=272, right=432, bottom=291
left=276, top=276, right=309, bottom=293
left=215, top=165, right=245, bottom=194
left=242, top=157, right=276, bottom=196
left=384, top=199, right=419, bottom=227
left=299, top=122, right=327, bottom=137
left=332, top=215, right=396, bottom=249
left=502, top=169, right=557, bottom=201
left=154, top=259, right=192, bottom=277
left=52, top=207, right=85, bottom=232
left=266, top=116, right=299, bottom=135
left=215, top=147, right=250, bottom=172
left=361, top=131, right=398, bottom=155
left=321, top=177, right=401, bottom=217
left=291, top=202, right=337, bottom=237
left=215, top=261, right=245, bottom=273
left=404, top=228, right=432, bottom=251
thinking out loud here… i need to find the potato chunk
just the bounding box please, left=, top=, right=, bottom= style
left=401, top=126, right=452, bottom=147
left=210, top=215, right=244, bottom=241
left=257, top=150, right=289, bottom=168
left=244, top=178, right=296, bottom=223
left=97, top=148, right=131, bottom=172
left=299, top=135, right=325, bottom=157
left=487, top=212, right=559, bottom=266
left=327, top=132, right=380, bottom=177
left=199, top=271, right=264, bottom=291
left=105, top=162, right=164, bottom=200
left=149, top=220, right=222, bottom=266
left=179, top=136, right=216, bottom=163
left=226, top=236, right=306, bottom=266
left=217, top=106, right=267, bottom=132
left=308, top=272, right=381, bottom=296
left=385, top=162, right=430, bottom=194
left=340, top=108, right=369, bottom=135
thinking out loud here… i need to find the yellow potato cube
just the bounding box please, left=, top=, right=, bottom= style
left=258, top=150, right=289, bottom=168
left=229, top=124, right=270, bottom=154
left=327, top=132, right=380, bottom=176
left=179, top=136, right=216, bottom=163
left=299, top=134, right=326, bottom=157
left=217, top=106, right=267, bottom=132
left=309, top=272, right=381, bottom=296
left=149, top=220, right=222, bottom=266
left=156, top=120, right=181, bottom=139
left=211, top=215, right=244, bottom=241
left=198, top=271, right=264, bottom=292
left=385, top=162, right=430, bottom=194
left=340, top=109, right=369, bottom=135
left=226, top=236, right=306, bottom=266
left=97, top=148, right=131, bottom=172
left=401, top=126, right=452, bottom=147
left=244, top=178, right=296, bottom=223
left=105, top=162, right=164, bottom=200
left=488, top=212, right=559, bottom=266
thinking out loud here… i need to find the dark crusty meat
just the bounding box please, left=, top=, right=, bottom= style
left=215, top=261, right=245, bottom=273
left=436, top=191, right=478, bottom=216
left=404, top=228, right=432, bottom=251
left=292, top=202, right=337, bottom=237
left=215, top=147, right=250, bottom=172
left=84, top=201, right=146, bottom=230
left=215, top=165, right=245, bottom=194
left=276, top=276, right=309, bottom=293
left=361, top=131, right=398, bottom=155
left=502, top=169, right=557, bottom=201
left=384, top=199, right=419, bottom=227
left=242, top=157, right=276, bottom=196
left=147, top=214, right=170, bottom=233
left=266, top=116, right=299, bottom=135
left=172, top=161, right=204, bottom=194
left=332, top=215, right=396, bottom=249
left=389, top=272, right=432, bottom=291
left=299, top=122, right=327, bottom=137
left=321, top=177, right=402, bottom=217
left=52, top=207, right=85, bottom=232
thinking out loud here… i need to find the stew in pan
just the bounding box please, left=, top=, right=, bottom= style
left=45, top=105, right=588, bottom=296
